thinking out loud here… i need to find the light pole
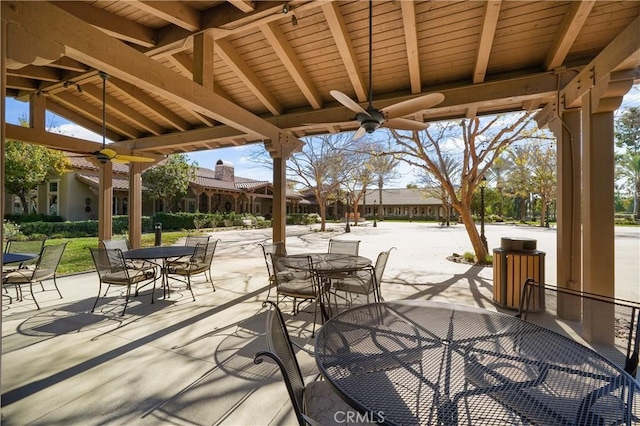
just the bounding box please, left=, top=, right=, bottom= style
left=345, top=195, right=351, bottom=233
left=373, top=200, right=377, bottom=227
left=479, top=176, right=488, bottom=252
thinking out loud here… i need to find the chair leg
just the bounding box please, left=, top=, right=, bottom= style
left=91, top=283, right=103, bottom=313
left=207, top=270, right=215, bottom=291
left=187, top=275, right=195, bottom=301
left=28, top=282, right=40, bottom=310
left=121, top=285, right=132, bottom=316
left=52, top=276, right=63, bottom=299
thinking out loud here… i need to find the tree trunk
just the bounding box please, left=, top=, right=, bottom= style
left=318, top=200, right=327, bottom=232
left=19, top=194, right=29, bottom=214
left=539, top=196, right=547, bottom=227
left=378, top=185, right=383, bottom=221
left=456, top=206, right=489, bottom=263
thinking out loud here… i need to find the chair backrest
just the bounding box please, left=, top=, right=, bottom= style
left=254, top=301, right=306, bottom=425
left=202, top=239, right=219, bottom=265
left=328, top=239, right=360, bottom=256
left=518, top=278, right=640, bottom=377
left=89, top=247, right=129, bottom=280
left=270, top=253, right=317, bottom=288
left=5, top=238, right=46, bottom=267
left=259, top=241, right=287, bottom=279
left=373, top=247, right=395, bottom=287
left=32, top=242, right=67, bottom=280
left=185, top=235, right=210, bottom=247
left=101, top=239, right=130, bottom=252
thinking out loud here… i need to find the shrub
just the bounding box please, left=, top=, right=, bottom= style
left=3, top=220, right=23, bottom=241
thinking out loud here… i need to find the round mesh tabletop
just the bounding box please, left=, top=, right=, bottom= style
left=281, top=253, right=371, bottom=273
left=314, top=300, right=640, bottom=425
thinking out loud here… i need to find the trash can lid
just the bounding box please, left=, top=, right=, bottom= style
left=500, top=237, right=537, bottom=251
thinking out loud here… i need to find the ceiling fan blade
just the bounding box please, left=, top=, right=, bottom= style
left=99, top=148, right=118, bottom=159
left=115, top=154, right=155, bottom=163
left=381, top=93, right=445, bottom=119
left=111, top=158, right=130, bottom=164
left=384, top=118, right=429, bottom=131
left=351, top=126, right=367, bottom=141
left=330, top=90, right=370, bottom=116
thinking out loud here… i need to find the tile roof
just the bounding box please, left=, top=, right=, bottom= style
left=76, top=173, right=132, bottom=191
left=360, top=188, right=442, bottom=206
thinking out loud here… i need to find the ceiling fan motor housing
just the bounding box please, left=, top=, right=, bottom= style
left=356, top=109, right=384, bottom=133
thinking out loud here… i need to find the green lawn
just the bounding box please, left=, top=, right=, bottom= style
left=50, top=231, right=191, bottom=275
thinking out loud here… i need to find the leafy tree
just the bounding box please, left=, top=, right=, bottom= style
left=615, top=107, right=640, bottom=218
left=142, top=154, right=197, bottom=212
left=504, top=145, right=535, bottom=221
left=343, top=140, right=378, bottom=224
left=615, top=107, right=640, bottom=154
left=369, top=148, right=400, bottom=221
left=616, top=153, right=640, bottom=219
left=4, top=139, right=70, bottom=214
left=529, top=144, right=557, bottom=226
left=388, top=112, right=545, bottom=263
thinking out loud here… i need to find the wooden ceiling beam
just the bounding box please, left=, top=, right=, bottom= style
left=8, top=65, right=61, bottom=83
left=51, top=91, right=141, bottom=140
left=261, top=21, right=322, bottom=109
left=2, top=1, right=290, bottom=144
left=400, top=1, right=421, bottom=94
left=108, top=77, right=190, bottom=132
left=544, top=1, right=595, bottom=71
left=80, top=83, right=164, bottom=136
left=215, top=38, right=283, bottom=115
left=6, top=123, right=103, bottom=153
left=53, top=2, right=156, bottom=48
left=46, top=100, right=121, bottom=141
left=48, top=57, right=88, bottom=72
left=321, top=2, right=367, bottom=103
left=6, top=75, right=37, bottom=91
left=563, top=15, right=640, bottom=108
left=228, top=1, right=255, bottom=13
left=473, top=0, right=501, bottom=84
left=131, top=1, right=201, bottom=32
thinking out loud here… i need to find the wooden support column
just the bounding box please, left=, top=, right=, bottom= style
left=98, top=161, right=113, bottom=241
left=272, top=156, right=286, bottom=243
left=29, top=91, right=46, bottom=130
left=581, top=73, right=634, bottom=344
left=1, top=18, right=8, bottom=319
left=550, top=109, right=582, bottom=321
left=128, top=162, right=143, bottom=248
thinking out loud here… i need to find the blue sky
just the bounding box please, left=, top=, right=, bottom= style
left=5, top=84, right=639, bottom=188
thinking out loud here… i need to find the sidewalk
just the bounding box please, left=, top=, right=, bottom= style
left=1, top=223, right=638, bottom=425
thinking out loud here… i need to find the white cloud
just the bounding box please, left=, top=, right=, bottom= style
left=49, top=123, right=106, bottom=144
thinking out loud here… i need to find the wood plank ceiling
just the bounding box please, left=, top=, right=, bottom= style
left=3, top=0, right=640, bottom=159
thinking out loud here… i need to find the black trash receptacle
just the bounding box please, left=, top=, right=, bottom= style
left=154, top=222, right=162, bottom=246
left=493, top=237, right=545, bottom=311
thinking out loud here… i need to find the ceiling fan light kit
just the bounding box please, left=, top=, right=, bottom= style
left=327, top=1, right=444, bottom=139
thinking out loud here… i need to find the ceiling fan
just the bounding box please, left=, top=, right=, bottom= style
left=328, top=1, right=444, bottom=140
left=87, top=71, right=154, bottom=164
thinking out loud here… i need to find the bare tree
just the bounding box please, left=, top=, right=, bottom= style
left=287, top=134, right=352, bottom=231
left=388, top=112, right=542, bottom=263
left=417, top=154, right=460, bottom=226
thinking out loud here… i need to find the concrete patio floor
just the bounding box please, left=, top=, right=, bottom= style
left=1, top=222, right=638, bottom=425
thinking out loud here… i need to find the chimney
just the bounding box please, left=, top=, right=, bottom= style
left=215, top=159, right=235, bottom=182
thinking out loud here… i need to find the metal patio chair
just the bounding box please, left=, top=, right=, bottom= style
left=3, top=242, right=66, bottom=309
left=254, top=301, right=370, bottom=426
left=259, top=241, right=287, bottom=300
left=518, top=278, right=640, bottom=377
left=333, top=247, right=395, bottom=308
left=89, top=247, right=157, bottom=315
left=166, top=239, right=220, bottom=296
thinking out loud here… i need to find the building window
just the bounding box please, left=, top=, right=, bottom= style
left=113, top=196, right=118, bottom=215
left=123, top=197, right=128, bottom=215
left=187, top=198, right=196, bottom=213
left=47, top=180, right=59, bottom=215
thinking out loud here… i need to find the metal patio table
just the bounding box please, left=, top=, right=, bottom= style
left=3, top=253, right=38, bottom=265
left=124, top=246, right=195, bottom=297
left=314, top=300, right=640, bottom=425
left=280, top=252, right=371, bottom=274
